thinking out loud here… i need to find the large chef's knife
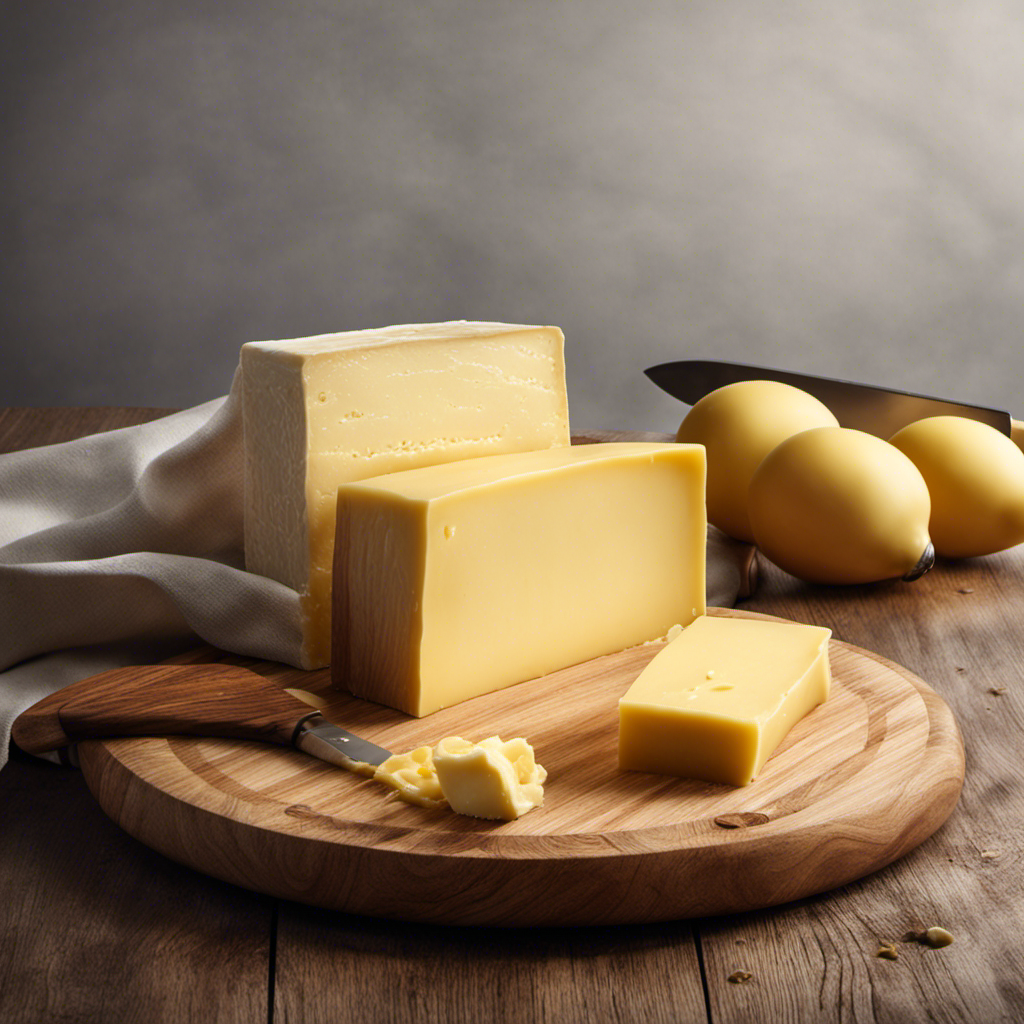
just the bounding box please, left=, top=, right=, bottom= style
left=645, top=359, right=1024, bottom=447
left=12, top=664, right=393, bottom=774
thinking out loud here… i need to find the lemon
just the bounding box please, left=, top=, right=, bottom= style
left=748, top=427, right=933, bottom=584
left=889, top=416, right=1024, bottom=558
left=676, top=381, right=838, bottom=542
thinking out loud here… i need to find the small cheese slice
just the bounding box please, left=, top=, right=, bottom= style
left=240, top=321, right=569, bottom=668
left=332, top=441, right=706, bottom=716
left=618, top=615, right=831, bottom=786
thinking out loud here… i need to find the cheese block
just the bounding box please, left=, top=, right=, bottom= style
left=240, top=321, right=570, bottom=668
left=618, top=615, right=831, bottom=786
left=332, top=442, right=707, bottom=716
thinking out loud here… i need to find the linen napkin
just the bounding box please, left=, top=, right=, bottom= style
left=0, top=375, right=756, bottom=768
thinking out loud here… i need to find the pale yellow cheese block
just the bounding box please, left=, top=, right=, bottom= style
left=619, top=615, right=831, bottom=786
left=332, top=442, right=707, bottom=716
left=240, top=321, right=570, bottom=668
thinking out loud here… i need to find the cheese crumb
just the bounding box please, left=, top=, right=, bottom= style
left=372, top=746, right=446, bottom=808
left=923, top=926, right=954, bottom=948
left=372, top=736, right=547, bottom=819
left=641, top=623, right=684, bottom=647
left=903, top=926, right=955, bottom=949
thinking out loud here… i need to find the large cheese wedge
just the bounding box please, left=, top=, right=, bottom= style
left=619, top=615, right=831, bottom=786
left=332, top=442, right=707, bottom=716
left=241, top=321, right=569, bottom=668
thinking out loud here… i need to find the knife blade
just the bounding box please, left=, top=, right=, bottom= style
left=11, top=663, right=393, bottom=776
left=645, top=359, right=1017, bottom=442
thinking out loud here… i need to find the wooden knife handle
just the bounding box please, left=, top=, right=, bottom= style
left=11, top=664, right=318, bottom=756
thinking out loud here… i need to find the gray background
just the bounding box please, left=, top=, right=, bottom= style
left=4, top=0, right=1024, bottom=433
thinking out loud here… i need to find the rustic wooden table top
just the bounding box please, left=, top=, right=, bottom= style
left=2, top=405, right=1022, bottom=1023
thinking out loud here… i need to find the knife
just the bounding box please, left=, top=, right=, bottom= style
left=645, top=359, right=1024, bottom=448
left=11, top=663, right=393, bottom=774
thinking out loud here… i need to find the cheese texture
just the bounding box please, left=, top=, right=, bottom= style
left=332, top=441, right=706, bottom=716
left=432, top=736, right=547, bottom=820
left=240, top=321, right=570, bottom=668
left=372, top=746, right=446, bottom=808
left=618, top=615, right=831, bottom=786
left=372, top=736, right=547, bottom=819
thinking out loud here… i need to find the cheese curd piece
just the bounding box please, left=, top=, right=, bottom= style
left=241, top=321, right=570, bottom=668
left=433, top=736, right=547, bottom=820
left=371, top=737, right=547, bottom=819
left=619, top=615, right=831, bottom=786
left=372, top=746, right=446, bottom=809
left=332, top=442, right=707, bottom=716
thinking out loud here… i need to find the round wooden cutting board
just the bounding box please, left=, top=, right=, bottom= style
left=76, top=609, right=964, bottom=927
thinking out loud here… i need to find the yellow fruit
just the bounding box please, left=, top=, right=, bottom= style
left=748, top=427, right=933, bottom=584
left=676, top=381, right=839, bottom=542
left=889, top=416, right=1024, bottom=557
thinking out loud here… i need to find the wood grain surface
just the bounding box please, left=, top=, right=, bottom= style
left=67, top=609, right=962, bottom=926
left=703, top=551, right=1024, bottom=1024
left=2, top=408, right=1022, bottom=1023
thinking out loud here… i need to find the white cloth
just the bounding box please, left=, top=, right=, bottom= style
left=0, top=377, right=753, bottom=768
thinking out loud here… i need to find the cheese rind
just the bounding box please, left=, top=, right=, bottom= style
left=333, top=442, right=707, bottom=716
left=240, top=321, right=570, bottom=668
left=618, top=615, right=831, bottom=786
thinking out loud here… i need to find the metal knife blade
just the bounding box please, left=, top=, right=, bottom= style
left=645, top=359, right=1012, bottom=440
left=294, top=716, right=392, bottom=774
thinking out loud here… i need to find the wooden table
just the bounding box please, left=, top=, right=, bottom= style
left=2, top=406, right=1022, bottom=1023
